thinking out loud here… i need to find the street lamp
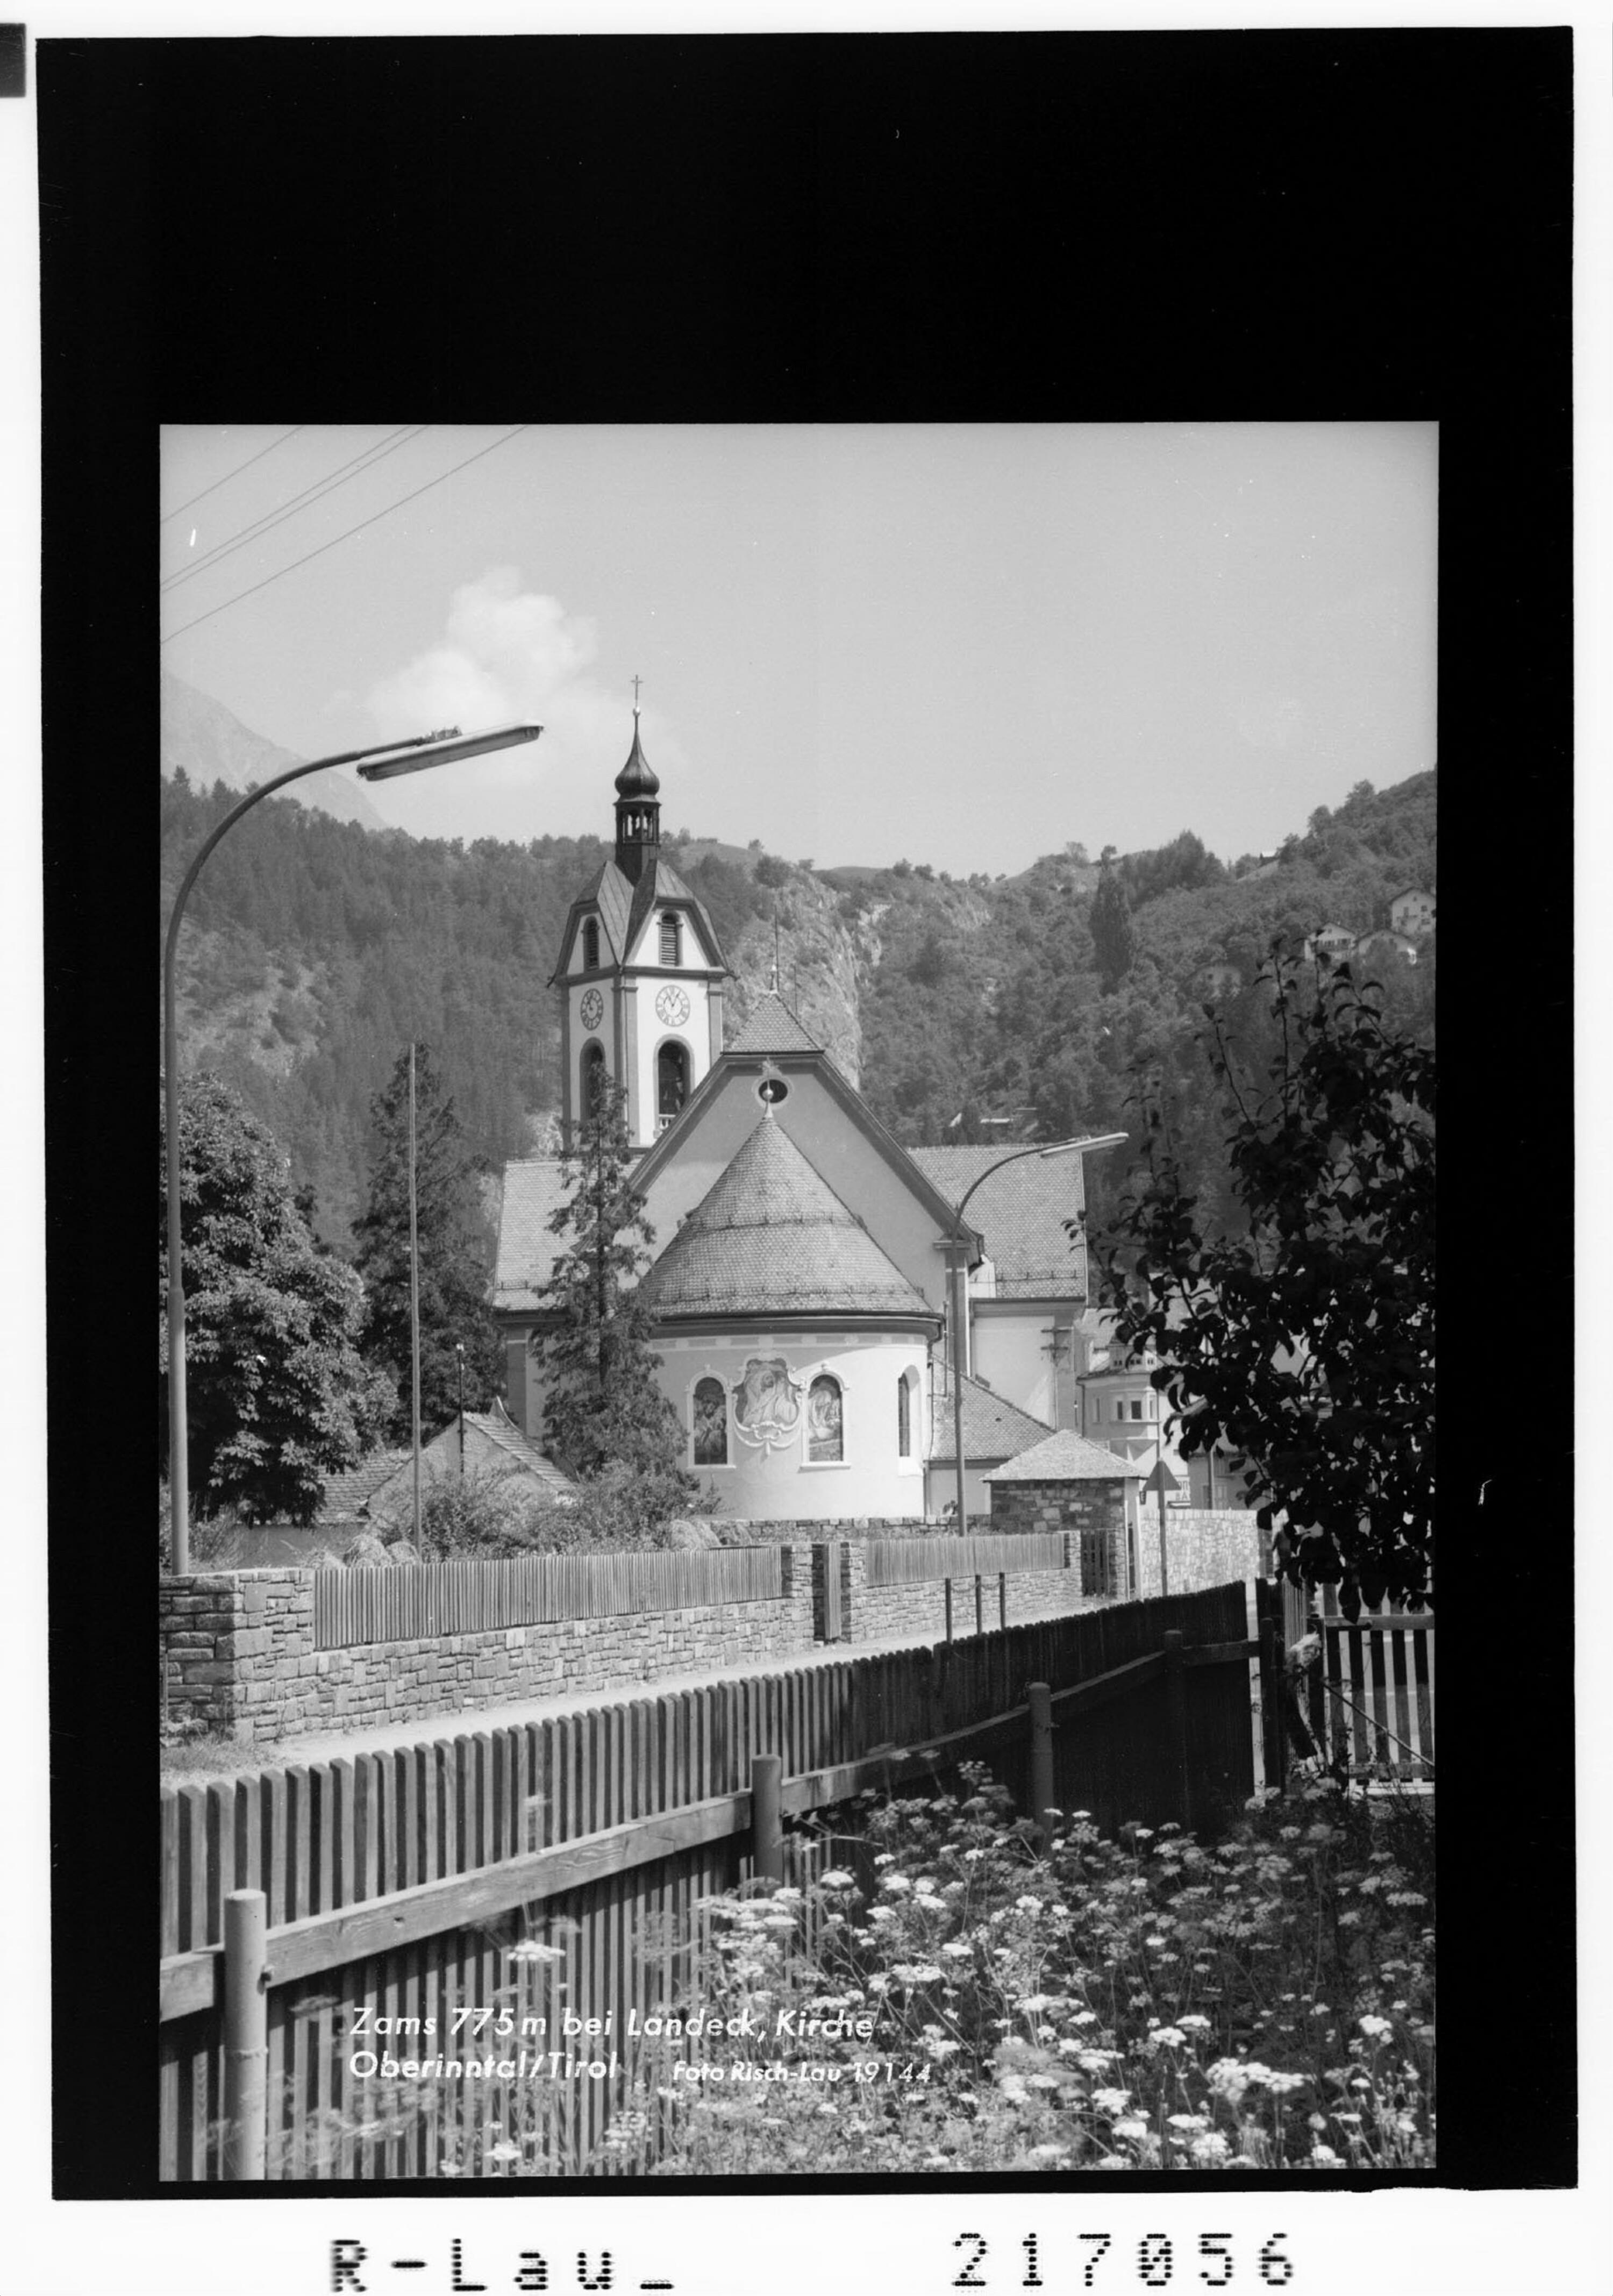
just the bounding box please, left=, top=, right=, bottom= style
left=945, top=1132, right=1127, bottom=1538
left=162, top=721, right=543, bottom=1575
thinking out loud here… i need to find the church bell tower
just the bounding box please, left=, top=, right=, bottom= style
left=550, top=697, right=729, bottom=1150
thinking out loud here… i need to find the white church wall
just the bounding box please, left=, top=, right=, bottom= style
left=923, top=1459, right=995, bottom=1521
left=971, top=1306, right=1066, bottom=1429
left=658, top=1332, right=930, bottom=1521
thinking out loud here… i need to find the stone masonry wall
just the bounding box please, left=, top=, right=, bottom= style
left=161, top=1524, right=1088, bottom=1748
left=164, top=1554, right=817, bottom=1748
left=988, top=1480, right=1131, bottom=1597
left=160, top=1573, right=251, bottom=1732
left=1134, top=1508, right=1268, bottom=1600
left=712, top=1514, right=996, bottom=1545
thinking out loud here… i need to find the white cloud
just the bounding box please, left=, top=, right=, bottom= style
left=365, top=571, right=687, bottom=804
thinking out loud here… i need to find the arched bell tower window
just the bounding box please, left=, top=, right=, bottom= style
left=659, top=912, right=682, bottom=967
left=656, top=1040, right=690, bottom=1131
left=581, top=1040, right=606, bottom=1116
left=582, top=917, right=600, bottom=971
left=692, top=1377, right=727, bottom=1467
left=806, top=1374, right=844, bottom=1464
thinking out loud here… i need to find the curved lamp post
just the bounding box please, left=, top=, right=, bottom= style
left=163, top=721, right=543, bottom=1575
left=946, top=1131, right=1127, bottom=1537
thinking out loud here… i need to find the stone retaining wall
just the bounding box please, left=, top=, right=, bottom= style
left=160, top=1523, right=1092, bottom=1748
left=1134, top=1508, right=1268, bottom=1600
left=987, top=1479, right=1131, bottom=1595
left=161, top=1556, right=820, bottom=1746
left=711, top=1514, right=996, bottom=1544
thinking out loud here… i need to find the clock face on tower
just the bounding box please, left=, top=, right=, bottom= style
left=579, top=988, right=604, bottom=1031
left=655, top=985, right=690, bottom=1028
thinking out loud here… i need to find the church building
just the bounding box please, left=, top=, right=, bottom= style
left=493, top=711, right=1117, bottom=1521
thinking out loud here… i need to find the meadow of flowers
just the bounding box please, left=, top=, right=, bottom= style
left=288, top=1762, right=1432, bottom=2178
left=621, top=1764, right=1435, bottom=2175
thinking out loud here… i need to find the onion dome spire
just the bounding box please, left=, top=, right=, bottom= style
left=613, top=679, right=661, bottom=880
left=615, top=704, right=660, bottom=800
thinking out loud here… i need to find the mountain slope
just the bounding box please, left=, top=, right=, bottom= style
left=162, top=671, right=388, bottom=831
left=161, top=698, right=1434, bottom=1253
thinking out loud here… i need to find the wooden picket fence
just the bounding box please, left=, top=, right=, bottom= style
left=864, top=1531, right=1065, bottom=1586
left=160, top=1580, right=1256, bottom=2183
left=1275, top=1579, right=1435, bottom=1785
left=312, top=1546, right=787, bottom=1650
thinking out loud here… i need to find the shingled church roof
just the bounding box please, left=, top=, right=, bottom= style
left=725, top=992, right=822, bottom=1056
left=639, top=1112, right=937, bottom=1323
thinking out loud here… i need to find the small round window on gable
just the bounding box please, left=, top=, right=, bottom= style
left=757, top=1077, right=789, bottom=1105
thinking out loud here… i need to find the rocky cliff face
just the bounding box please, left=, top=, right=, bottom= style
left=720, top=868, right=870, bottom=1085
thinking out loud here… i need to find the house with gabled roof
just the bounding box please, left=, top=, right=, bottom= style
left=359, top=1400, right=579, bottom=1526
left=1389, top=886, right=1436, bottom=938
left=491, top=710, right=1123, bottom=1521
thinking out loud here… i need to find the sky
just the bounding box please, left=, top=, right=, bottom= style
left=160, top=422, right=1437, bottom=878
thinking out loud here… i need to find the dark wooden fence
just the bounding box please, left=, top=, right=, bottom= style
left=160, top=1580, right=1258, bottom=2182
left=312, top=1546, right=787, bottom=1649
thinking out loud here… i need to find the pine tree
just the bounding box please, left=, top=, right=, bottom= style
left=160, top=1072, right=392, bottom=1524
left=353, top=1044, right=503, bottom=1443
left=1090, top=862, right=1138, bottom=994
left=533, top=1079, right=697, bottom=1531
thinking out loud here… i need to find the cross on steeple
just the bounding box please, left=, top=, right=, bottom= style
left=632, top=673, right=643, bottom=708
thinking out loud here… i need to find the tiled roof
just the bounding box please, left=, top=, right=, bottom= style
left=465, top=1400, right=579, bottom=1496
left=362, top=1403, right=579, bottom=1520
left=725, top=993, right=822, bottom=1055
left=639, top=1113, right=936, bottom=1321
left=907, top=1146, right=1089, bottom=1300
left=926, top=1363, right=1053, bottom=1465
left=318, top=1448, right=413, bottom=1520
left=493, top=1158, right=571, bottom=1308
left=985, top=1428, right=1149, bottom=1482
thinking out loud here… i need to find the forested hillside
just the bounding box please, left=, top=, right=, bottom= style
left=161, top=755, right=1433, bottom=1249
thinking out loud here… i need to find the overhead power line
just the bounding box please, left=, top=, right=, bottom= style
left=161, top=426, right=428, bottom=594
left=159, top=426, right=534, bottom=646
left=158, top=427, right=308, bottom=525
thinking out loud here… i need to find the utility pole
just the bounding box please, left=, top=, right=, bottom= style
left=409, top=1042, right=422, bottom=1548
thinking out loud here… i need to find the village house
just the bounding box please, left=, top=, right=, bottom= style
left=356, top=1399, right=579, bottom=1527
left=491, top=711, right=1117, bottom=1521
left=1076, top=1315, right=1259, bottom=1516
left=1389, top=886, right=1437, bottom=938
left=1301, top=922, right=1359, bottom=965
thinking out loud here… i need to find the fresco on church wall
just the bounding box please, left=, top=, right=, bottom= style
left=732, top=1357, right=802, bottom=1451
left=806, top=1374, right=844, bottom=1463
left=652, top=1339, right=927, bottom=1518
left=692, top=1375, right=729, bottom=1466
